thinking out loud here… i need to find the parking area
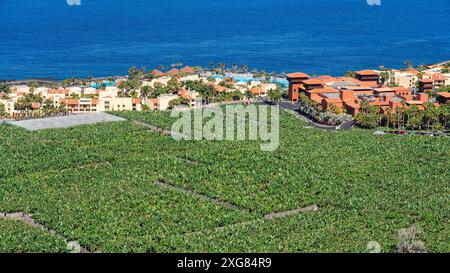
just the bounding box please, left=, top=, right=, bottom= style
left=8, top=113, right=125, bottom=131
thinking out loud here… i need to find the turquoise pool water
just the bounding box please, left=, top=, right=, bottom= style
left=213, top=74, right=289, bottom=86
left=91, top=81, right=116, bottom=88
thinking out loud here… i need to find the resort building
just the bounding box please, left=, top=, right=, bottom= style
left=157, top=94, right=179, bottom=111
left=0, top=99, right=17, bottom=116
left=418, top=78, right=434, bottom=93
left=436, top=92, right=450, bottom=104
left=391, top=70, right=419, bottom=89
left=167, top=68, right=180, bottom=76
left=150, top=69, right=165, bottom=77
left=287, top=63, right=450, bottom=117
left=60, top=97, right=141, bottom=113
left=10, top=85, right=30, bottom=94
left=181, top=66, right=195, bottom=74
left=389, top=66, right=450, bottom=92
left=355, top=70, right=380, bottom=83
left=286, top=72, right=310, bottom=102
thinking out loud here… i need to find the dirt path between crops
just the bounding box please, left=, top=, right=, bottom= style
left=154, top=179, right=319, bottom=238
left=0, top=212, right=91, bottom=253
left=175, top=157, right=198, bottom=165
left=264, top=205, right=319, bottom=220
left=131, top=120, right=188, bottom=139
left=180, top=205, right=319, bottom=237
left=154, top=180, right=252, bottom=213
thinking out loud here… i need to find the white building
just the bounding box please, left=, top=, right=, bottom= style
left=157, top=94, right=179, bottom=110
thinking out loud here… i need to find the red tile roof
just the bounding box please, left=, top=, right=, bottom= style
left=32, top=102, right=40, bottom=110
left=437, top=92, right=450, bottom=99
left=392, top=87, right=412, bottom=92
left=406, top=100, right=424, bottom=105
left=215, top=85, right=231, bottom=93
left=302, top=79, right=323, bottom=85
left=61, top=99, right=79, bottom=105
left=251, top=87, right=264, bottom=95
left=345, top=101, right=360, bottom=109
left=167, top=68, right=180, bottom=76
left=420, top=78, right=433, bottom=83
left=151, top=69, right=165, bottom=76
left=324, top=97, right=342, bottom=103
left=406, top=68, right=419, bottom=74
left=286, top=72, right=310, bottom=79
left=306, top=87, right=338, bottom=94
left=432, top=73, right=446, bottom=81
left=373, top=87, right=395, bottom=93
left=355, top=70, right=379, bottom=76
left=359, top=81, right=379, bottom=88
left=48, top=89, right=69, bottom=95
left=181, top=66, right=195, bottom=74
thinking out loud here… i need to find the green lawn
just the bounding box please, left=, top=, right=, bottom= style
left=0, top=108, right=448, bottom=252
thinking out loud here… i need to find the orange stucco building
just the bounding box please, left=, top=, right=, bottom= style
left=286, top=72, right=309, bottom=102
left=287, top=68, right=447, bottom=117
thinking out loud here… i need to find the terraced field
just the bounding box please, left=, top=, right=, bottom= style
left=0, top=107, right=449, bottom=253
left=0, top=219, right=67, bottom=253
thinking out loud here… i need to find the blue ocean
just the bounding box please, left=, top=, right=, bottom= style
left=0, top=0, right=449, bottom=80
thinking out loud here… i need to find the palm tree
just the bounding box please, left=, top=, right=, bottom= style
left=217, top=63, right=226, bottom=74
left=42, top=99, right=54, bottom=114
left=395, top=106, right=402, bottom=130
left=208, top=62, right=215, bottom=71
left=241, top=64, right=249, bottom=73
left=140, top=85, right=153, bottom=100
left=231, top=90, right=243, bottom=101
left=30, top=82, right=37, bottom=93
left=268, top=88, right=282, bottom=104
left=0, top=103, right=6, bottom=117
left=404, top=59, right=414, bottom=69
left=245, top=89, right=254, bottom=102
left=345, top=71, right=356, bottom=78
left=0, top=83, right=11, bottom=94
left=385, top=107, right=391, bottom=128
left=360, top=100, right=370, bottom=113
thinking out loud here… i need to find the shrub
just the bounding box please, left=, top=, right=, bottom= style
left=297, top=94, right=352, bottom=126
left=395, top=225, right=428, bottom=253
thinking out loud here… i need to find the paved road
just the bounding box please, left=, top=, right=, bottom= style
left=278, top=100, right=299, bottom=111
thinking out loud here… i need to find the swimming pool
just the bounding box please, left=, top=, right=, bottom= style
left=91, top=81, right=116, bottom=88
left=212, top=74, right=288, bottom=87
